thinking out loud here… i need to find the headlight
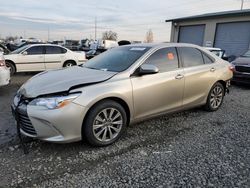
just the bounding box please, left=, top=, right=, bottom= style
left=29, top=93, right=81, bottom=109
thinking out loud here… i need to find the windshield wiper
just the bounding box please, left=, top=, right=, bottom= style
left=83, top=66, right=100, bottom=70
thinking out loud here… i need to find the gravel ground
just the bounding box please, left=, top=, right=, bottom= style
left=0, top=74, right=249, bottom=187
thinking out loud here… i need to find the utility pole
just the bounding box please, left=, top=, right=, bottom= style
left=48, top=27, right=50, bottom=42
left=241, top=0, right=244, bottom=10
left=95, top=17, right=97, bottom=41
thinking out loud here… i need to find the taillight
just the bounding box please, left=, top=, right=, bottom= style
left=0, top=60, right=5, bottom=67
left=229, top=65, right=235, bottom=72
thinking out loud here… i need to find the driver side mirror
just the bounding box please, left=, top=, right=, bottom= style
left=137, top=64, right=159, bottom=76
left=22, top=51, right=28, bottom=55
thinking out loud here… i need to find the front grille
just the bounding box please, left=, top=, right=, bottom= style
left=235, top=66, right=250, bottom=73
left=18, top=113, right=37, bottom=136
left=17, top=103, right=37, bottom=136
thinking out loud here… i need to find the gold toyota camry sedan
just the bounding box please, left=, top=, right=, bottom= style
left=12, top=43, right=233, bottom=146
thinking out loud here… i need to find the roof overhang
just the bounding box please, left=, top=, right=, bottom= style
left=165, top=9, right=250, bottom=22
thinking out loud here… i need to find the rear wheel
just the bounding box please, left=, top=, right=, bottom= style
left=205, top=82, right=225, bottom=111
left=83, top=100, right=127, bottom=146
left=63, top=61, right=76, bottom=68
left=5, top=61, right=16, bottom=75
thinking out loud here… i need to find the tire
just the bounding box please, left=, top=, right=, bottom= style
left=204, top=82, right=225, bottom=112
left=83, top=100, right=127, bottom=146
left=5, top=61, right=16, bottom=75
left=63, top=61, right=76, bottom=68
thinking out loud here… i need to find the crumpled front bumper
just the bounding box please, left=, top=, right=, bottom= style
left=11, top=100, right=89, bottom=143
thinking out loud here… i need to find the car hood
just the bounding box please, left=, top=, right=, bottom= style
left=232, top=57, right=250, bottom=65
left=18, top=66, right=116, bottom=98
left=4, top=54, right=17, bottom=58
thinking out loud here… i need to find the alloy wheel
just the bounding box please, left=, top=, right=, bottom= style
left=66, top=63, right=73, bottom=67
left=92, top=108, right=123, bottom=142
left=210, top=86, right=223, bottom=109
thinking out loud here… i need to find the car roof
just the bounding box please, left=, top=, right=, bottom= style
left=127, top=42, right=205, bottom=49
left=27, top=44, right=65, bottom=48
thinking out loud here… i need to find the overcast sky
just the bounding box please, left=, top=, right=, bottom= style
left=0, top=0, right=250, bottom=42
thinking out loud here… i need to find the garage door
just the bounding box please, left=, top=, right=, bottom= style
left=178, top=25, right=205, bottom=46
left=215, top=22, right=250, bottom=57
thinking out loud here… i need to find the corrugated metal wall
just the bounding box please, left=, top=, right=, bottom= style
left=215, top=22, right=250, bottom=56
left=178, top=25, right=205, bottom=46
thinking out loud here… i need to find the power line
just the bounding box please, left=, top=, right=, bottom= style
left=94, top=17, right=97, bottom=40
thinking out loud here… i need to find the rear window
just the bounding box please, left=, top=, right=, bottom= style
left=202, top=53, right=214, bottom=64
left=178, top=47, right=204, bottom=67
left=45, top=46, right=67, bottom=54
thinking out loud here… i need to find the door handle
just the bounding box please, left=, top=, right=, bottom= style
left=39, top=56, right=43, bottom=58
left=210, top=67, right=216, bottom=72
left=175, top=74, right=184, bottom=80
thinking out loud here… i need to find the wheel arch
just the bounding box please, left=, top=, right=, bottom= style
left=5, top=59, right=16, bottom=74
left=63, top=60, right=77, bottom=67
left=217, top=80, right=226, bottom=95
left=5, top=59, right=16, bottom=68
left=81, top=97, right=131, bottom=137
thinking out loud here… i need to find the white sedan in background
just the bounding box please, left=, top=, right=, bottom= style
left=4, top=44, right=86, bottom=75
left=0, top=52, right=10, bottom=86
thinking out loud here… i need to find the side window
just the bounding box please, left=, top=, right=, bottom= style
left=144, top=47, right=179, bottom=72
left=61, top=48, right=67, bottom=54
left=46, top=46, right=66, bottom=54
left=202, top=53, right=214, bottom=64
left=178, top=47, right=204, bottom=67
left=26, top=46, right=44, bottom=55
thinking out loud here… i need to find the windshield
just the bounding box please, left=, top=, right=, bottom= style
left=241, top=50, right=250, bottom=57
left=11, top=45, right=30, bottom=54
left=83, top=46, right=150, bottom=72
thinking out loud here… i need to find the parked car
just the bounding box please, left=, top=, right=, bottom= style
left=231, top=49, right=250, bottom=84
left=206, top=47, right=228, bottom=61
left=86, top=49, right=107, bottom=59
left=12, top=43, right=232, bottom=146
left=0, top=43, right=11, bottom=54
left=89, top=40, right=118, bottom=51
left=63, top=40, right=80, bottom=51
left=4, top=44, right=86, bottom=75
left=0, top=52, right=10, bottom=86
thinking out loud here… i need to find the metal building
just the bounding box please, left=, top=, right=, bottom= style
left=166, top=9, right=250, bottom=57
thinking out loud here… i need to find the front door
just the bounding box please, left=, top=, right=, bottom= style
left=16, top=46, right=45, bottom=72
left=131, top=47, right=184, bottom=120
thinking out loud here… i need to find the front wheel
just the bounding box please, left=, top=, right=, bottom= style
left=5, top=61, right=16, bottom=75
left=204, top=82, right=225, bottom=111
left=83, top=100, right=127, bottom=146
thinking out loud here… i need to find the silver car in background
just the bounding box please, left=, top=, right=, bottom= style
left=12, top=43, right=233, bottom=146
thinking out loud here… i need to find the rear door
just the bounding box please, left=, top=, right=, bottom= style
left=131, top=47, right=185, bottom=120
left=16, top=46, right=45, bottom=72
left=44, top=46, right=67, bottom=70
left=178, top=47, right=217, bottom=107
